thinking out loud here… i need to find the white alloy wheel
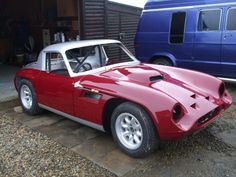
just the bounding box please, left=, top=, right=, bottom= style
left=115, top=112, right=143, bottom=150
left=20, top=84, right=33, bottom=109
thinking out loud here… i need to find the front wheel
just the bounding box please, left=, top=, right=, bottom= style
left=111, top=102, right=159, bottom=158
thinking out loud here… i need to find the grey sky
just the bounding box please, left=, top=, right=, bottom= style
left=109, top=0, right=147, bottom=8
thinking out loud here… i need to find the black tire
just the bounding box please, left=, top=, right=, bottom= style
left=18, top=79, right=41, bottom=115
left=152, top=57, right=172, bottom=66
left=111, top=102, right=159, bottom=158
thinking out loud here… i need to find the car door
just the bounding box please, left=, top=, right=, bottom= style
left=37, top=52, right=77, bottom=115
left=71, top=45, right=104, bottom=124
left=221, top=7, right=236, bottom=78
left=193, top=8, right=222, bottom=75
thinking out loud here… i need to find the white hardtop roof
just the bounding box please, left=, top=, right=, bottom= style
left=43, top=39, right=121, bottom=52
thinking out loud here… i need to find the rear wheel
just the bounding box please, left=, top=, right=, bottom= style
left=111, top=102, right=159, bottom=158
left=152, top=57, right=172, bottom=66
left=19, top=79, right=41, bottom=115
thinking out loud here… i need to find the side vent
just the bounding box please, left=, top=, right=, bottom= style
left=205, top=96, right=210, bottom=100
left=84, top=91, right=101, bottom=100
left=205, top=96, right=214, bottom=102
left=191, top=94, right=197, bottom=99
left=150, top=75, right=164, bottom=82
left=191, top=103, right=197, bottom=109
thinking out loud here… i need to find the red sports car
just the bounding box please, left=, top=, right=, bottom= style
left=15, top=40, right=232, bottom=157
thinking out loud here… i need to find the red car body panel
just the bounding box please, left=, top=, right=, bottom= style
left=15, top=63, right=232, bottom=140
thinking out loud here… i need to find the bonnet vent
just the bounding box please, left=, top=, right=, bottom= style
left=150, top=75, right=164, bottom=82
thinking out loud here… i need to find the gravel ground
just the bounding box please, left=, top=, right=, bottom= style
left=0, top=83, right=235, bottom=177
left=0, top=110, right=116, bottom=177
left=125, top=125, right=236, bottom=177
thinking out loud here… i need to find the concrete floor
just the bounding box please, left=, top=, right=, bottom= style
left=0, top=64, right=20, bottom=102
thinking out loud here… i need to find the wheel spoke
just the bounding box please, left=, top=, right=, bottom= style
left=133, top=134, right=140, bottom=144
left=136, top=130, right=142, bottom=137
left=124, top=116, right=131, bottom=124
left=123, top=131, right=131, bottom=138
left=130, top=117, right=136, bottom=125
left=24, top=90, right=29, bottom=94
left=131, top=118, right=141, bottom=129
left=128, top=134, right=134, bottom=143
left=133, top=123, right=140, bottom=129
left=121, top=121, right=128, bottom=129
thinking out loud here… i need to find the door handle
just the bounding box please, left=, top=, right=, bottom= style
left=73, top=81, right=83, bottom=88
left=119, top=33, right=126, bottom=40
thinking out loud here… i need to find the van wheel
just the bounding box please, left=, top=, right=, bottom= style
left=152, top=57, right=172, bottom=66
left=111, top=102, right=159, bottom=158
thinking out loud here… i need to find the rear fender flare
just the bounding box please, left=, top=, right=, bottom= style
left=15, top=69, right=41, bottom=91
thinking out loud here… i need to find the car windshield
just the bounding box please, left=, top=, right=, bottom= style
left=65, top=43, right=136, bottom=74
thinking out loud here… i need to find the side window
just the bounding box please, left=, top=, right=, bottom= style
left=46, top=52, right=68, bottom=76
left=170, top=12, right=186, bottom=44
left=198, top=9, right=221, bottom=31
left=226, top=8, right=236, bottom=30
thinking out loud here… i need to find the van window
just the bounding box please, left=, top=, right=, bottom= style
left=198, top=10, right=221, bottom=31
left=226, top=8, right=236, bottom=30
left=170, top=12, right=186, bottom=44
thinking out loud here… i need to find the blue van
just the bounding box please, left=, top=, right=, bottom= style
left=135, top=0, right=236, bottom=79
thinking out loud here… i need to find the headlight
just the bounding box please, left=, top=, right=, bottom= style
left=219, top=83, right=225, bottom=97
left=172, top=104, right=182, bottom=121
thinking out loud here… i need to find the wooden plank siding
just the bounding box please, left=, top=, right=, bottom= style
left=106, top=2, right=142, bottom=54
left=81, top=0, right=142, bottom=54
left=82, top=0, right=106, bottom=39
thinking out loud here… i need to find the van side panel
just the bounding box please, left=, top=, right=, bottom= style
left=135, top=10, right=195, bottom=69
left=191, top=7, right=223, bottom=75
left=135, top=0, right=236, bottom=79
left=221, top=6, right=236, bottom=78
left=135, top=11, right=171, bottom=62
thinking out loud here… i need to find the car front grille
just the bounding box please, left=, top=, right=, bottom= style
left=197, top=107, right=219, bottom=125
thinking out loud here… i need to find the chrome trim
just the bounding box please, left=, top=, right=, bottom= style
left=38, top=103, right=105, bottom=132
left=218, top=77, right=236, bottom=82
left=143, top=2, right=236, bottom=12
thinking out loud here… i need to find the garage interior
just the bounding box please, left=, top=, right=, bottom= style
left=0, top=0, right=141, bottom=102
left=0, top=0, right=80, bottom=101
